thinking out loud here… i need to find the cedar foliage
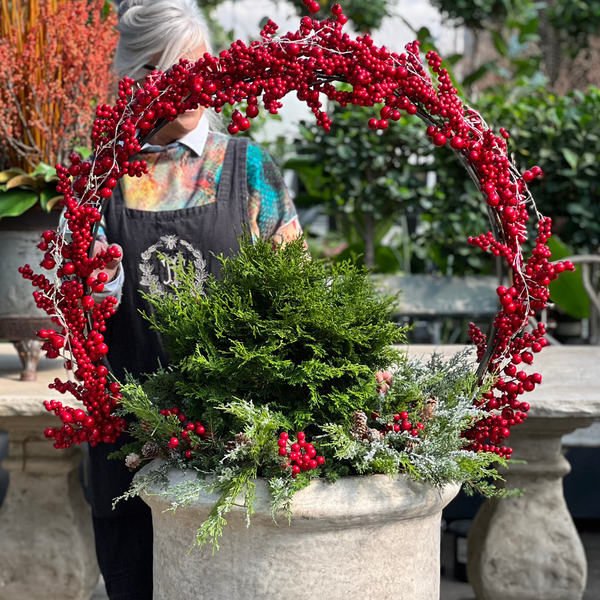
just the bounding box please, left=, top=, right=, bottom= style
left=143, top=236, right=406, bottom=429
left=116, top=243, right=511, bottom=552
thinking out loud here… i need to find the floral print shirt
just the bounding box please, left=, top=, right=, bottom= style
left=109, top=131, right=301, bottom=244
left=97, top=119, right=301, bottom=300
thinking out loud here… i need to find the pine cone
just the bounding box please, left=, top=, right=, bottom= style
left=142, top=441, right=160, bottom=458
left=140, top=420, right=154, bottom=434
left=419, top=395, right=438, bottom=422
left=350, top=411, right=369, bottom=438
left=226, top=433, right=250, bottom=453
left=236, top=433, right=250, bottom=445
left=404, top=440, right=417, bottom=453
left=365, top=427, right=383, bottom=443
left=125, top=453, right=142, bottom=468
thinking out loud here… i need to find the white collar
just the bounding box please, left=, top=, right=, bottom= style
left=141, top=112, right=210, bottom=156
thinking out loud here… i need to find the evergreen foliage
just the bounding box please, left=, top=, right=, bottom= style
left=113, top=238, right=511, bottom=552
left=142, top=236, right=405, bottom=429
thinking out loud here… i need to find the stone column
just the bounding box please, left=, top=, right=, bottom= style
left=0, top=414, right=99, bottom=600
left=467, top=416, right=594, bottom=600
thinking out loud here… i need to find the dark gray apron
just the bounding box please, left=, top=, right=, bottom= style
left=88, top=136, right=249, bottom=600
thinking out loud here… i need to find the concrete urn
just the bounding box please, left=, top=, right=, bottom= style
left=140, top=462, right=459, bottom=600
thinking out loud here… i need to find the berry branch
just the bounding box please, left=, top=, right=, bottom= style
left=20, top=2, right=571, bottom=458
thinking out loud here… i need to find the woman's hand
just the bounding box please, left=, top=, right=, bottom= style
left=92, top=241, right=123, bottom=282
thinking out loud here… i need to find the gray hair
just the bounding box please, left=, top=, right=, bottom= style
left=115, top=0, right=213, bottom=81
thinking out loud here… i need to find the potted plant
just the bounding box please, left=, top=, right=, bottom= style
left=0, top=0, right=117, bottom=378
left=108, top=235, right=512, bottom=598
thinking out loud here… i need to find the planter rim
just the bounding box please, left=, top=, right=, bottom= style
left=139, top=459, right=460, bottom=526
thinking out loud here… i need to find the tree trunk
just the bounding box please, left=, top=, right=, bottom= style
left=363, top=212, right=375, bottom=270
left=538, top=4, right=561, bottom=88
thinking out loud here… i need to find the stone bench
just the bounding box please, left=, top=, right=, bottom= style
left=375, top=275, right=499, bottom=343
left=375, top=274, right=500, bottom=318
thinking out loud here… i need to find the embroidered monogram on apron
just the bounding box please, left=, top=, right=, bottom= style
left=103, top=136, right=249, bottom=383
left=89, top=136, right=249, bottom=520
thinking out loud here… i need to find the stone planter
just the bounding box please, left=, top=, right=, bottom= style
left=0, top=210, right=58, bottom=379
left=141, top=462, right=459, bottom=600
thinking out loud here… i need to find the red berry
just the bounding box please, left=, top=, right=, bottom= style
left=50, top=335, right=64, bottom=349
left=523, top=170, right=534, bottom=182
left=81, top=296, right=95, bottom=310
left=433, top=133, right=447, bottom=147
left=203, top=81, right=216, bottom=94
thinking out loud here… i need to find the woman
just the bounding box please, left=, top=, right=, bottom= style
left=89, top=1, right=302, bottom=598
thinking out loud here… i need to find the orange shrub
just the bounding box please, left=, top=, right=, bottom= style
left=0, top=0, right=118, bottom=171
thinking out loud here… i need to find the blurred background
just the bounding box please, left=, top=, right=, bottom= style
left=1, top=1, right=599, bottom=599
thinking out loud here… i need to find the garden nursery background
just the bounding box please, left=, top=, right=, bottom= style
left=1, top=0, right=600, bottom=599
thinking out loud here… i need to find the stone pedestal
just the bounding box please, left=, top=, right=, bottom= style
left=407, top=345, right=600, bottom=600
left=467, top=417, right=593, bottom=600
left=0, top=344, right=99, bottom=600
left=12, top=340, right=42, bottom=381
